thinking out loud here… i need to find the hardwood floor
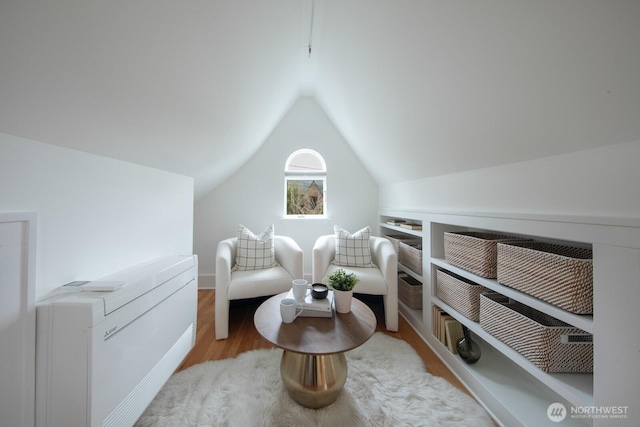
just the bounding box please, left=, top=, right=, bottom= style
left=178, top=290, right=468, bottom=395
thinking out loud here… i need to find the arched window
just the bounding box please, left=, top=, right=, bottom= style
left=284, top=149, right=327, bottom=217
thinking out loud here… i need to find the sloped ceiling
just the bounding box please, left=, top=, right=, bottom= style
left=1, top=1, right=639, bottom=200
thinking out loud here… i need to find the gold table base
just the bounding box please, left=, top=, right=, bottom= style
left=280, top=351, right=348, bottom=409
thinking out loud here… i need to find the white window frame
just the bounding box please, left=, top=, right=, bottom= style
left=284, top=149, right=327, bottom=218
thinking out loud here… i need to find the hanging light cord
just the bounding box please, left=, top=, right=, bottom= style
left=308, top=0, right=315, bottom=57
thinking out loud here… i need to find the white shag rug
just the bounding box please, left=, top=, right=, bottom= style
left=136, top=333, right=493, bottom=427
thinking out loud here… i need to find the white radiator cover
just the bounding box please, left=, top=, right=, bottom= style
left=36, top=255, right=198, bottom=427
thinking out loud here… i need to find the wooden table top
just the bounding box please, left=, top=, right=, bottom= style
left=254, top=292, right=377, bottom=356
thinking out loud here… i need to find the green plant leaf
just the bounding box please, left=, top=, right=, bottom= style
left=327, top=268, right=359, bottom=291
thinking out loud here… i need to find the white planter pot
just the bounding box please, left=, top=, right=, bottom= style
left=333, top=290, right=353, bottom=313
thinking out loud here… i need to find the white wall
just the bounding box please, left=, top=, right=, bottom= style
left=194, top=97, right=378, bottom=285
left=379, top=139, right=640, bottom=218
left=0, top=133, right=194, bottom=298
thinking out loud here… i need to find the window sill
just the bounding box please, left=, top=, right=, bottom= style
left=282, top=215, right=331, bottom=220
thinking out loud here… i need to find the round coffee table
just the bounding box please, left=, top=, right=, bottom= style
left=254, top=291, right=376, bottom=408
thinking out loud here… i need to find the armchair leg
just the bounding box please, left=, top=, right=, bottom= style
left=383, top=295, right=399, bottom=332
left=215, top=298, right=230, bottom=340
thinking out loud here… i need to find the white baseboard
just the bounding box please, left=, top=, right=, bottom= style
left=198, top=274, right=215, bottom=289
left=198, top=273, right=312, bottom=290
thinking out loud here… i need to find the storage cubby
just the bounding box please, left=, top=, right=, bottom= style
left=380, top=209, right=640, bottom=427
left=379, top=212, right=424, bottom=325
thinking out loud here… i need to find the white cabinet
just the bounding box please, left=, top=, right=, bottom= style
left=379, top=209, right=640, bottom=427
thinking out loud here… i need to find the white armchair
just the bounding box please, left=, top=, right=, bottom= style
left=215, top=235, right=303, bottom=340
left=312, top=235, right=398, bottom=331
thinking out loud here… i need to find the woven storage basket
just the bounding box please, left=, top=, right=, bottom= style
left=497, top=242, right=593, bottom=314
left=479, top=292, right=593, bottom=373
left=399, top=241, right=423, bottom=275
left=444, top=232, right=527, bottom=278
left=384, top=235, right=421, bottom=255
left=436, top=269, right=489, bottom=321
left=398, top=273, right=423, bottom=309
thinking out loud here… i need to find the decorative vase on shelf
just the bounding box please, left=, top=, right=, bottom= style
left=333, top=289, right=354, bottom=313
left=456, top=326, right=481, bottom=364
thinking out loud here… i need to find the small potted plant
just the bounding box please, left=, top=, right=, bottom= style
left=328, top=269, right=359, bottom=313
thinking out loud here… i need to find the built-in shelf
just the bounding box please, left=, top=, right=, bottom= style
left=380, top=222, right=423, bottom=238
left=431, top=332, right=591, bottom=427
left=430, top=258, right=593, bottom=334
left=381, top=208, right=640, bottom=427
left=380, top=212, right=426, bottom=333
left=398, top=262, right=422, bottom=282
left=398, top=299, right=422, bottom=327
left=432, top=295, right=593, bottom=408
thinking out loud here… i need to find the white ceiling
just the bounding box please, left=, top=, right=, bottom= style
left=2, top=1, right=639, bottom=200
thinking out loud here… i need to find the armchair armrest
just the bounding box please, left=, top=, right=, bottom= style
left=370, top=236, right=398, bottom=292
left=371, top=236, right=398, bottom=331
left=312, top=235, right=335, bottom=283
left=274, top=235, right=304, bottom=279
left=215, top=238, right=236, bottom=299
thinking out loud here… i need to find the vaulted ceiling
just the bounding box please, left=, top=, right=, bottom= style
left=2, top=1, right=639, bottom=200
